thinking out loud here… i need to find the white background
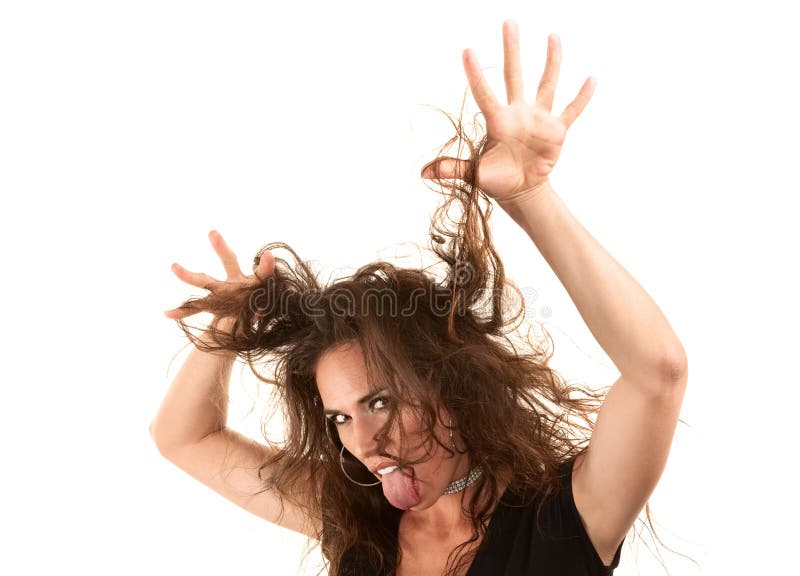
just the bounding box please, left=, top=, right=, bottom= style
left=2, top=1, right=797, bottom=575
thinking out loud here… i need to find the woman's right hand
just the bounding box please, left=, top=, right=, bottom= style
left=163, top=230, right=275, bottom=321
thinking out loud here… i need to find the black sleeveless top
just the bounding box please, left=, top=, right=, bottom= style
left=335, top=457, right=624, bottom=575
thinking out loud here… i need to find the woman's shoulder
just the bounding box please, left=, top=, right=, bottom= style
left=500, top=457, right=577, bottom=504
left=489, top=456, right=623, bottom=574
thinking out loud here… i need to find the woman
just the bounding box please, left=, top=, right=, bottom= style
left=151, top=20, right=688, bottom=576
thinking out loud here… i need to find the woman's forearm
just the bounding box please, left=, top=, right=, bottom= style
left=150, top=326, right=236, bottom=451
left=499, top=181, right=687, bottom=388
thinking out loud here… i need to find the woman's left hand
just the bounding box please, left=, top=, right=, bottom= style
left=422, top=20, right=596, bottom=206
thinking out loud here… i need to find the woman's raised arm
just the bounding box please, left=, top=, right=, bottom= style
left=150, top=230, right=275, bottom=449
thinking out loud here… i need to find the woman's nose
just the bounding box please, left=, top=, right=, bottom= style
left=347, top=415, right=384, bottom=460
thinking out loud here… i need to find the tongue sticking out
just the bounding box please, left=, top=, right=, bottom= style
left=381, top=466, right=420, bottom=510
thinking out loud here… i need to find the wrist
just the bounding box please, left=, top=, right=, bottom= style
left=194, top=317, right=239, bottom=356
left=497, top=179, right=555, bottom=212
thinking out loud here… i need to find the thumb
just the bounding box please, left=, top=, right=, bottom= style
left=421, top=157, right=472, bottom=181
left=253, top=250, right=275, bottom=281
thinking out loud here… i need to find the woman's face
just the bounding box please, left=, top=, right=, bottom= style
left=315, top=341, right=469, bottom=511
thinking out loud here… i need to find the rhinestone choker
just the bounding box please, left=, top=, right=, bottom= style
left=442, top=465, right=484, bottom=495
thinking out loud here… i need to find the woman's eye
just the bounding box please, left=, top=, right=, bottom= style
left=328, top=396, right=390, bottom=427
left=371, top=396, right=390, bottom=410
left=330, top=414, right=348, bottom=426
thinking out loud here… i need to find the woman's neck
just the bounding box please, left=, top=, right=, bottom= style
left=400, top=466, right=513, bottom=538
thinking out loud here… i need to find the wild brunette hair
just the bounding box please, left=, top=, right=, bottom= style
left=170, top=95, right=692, bottom=576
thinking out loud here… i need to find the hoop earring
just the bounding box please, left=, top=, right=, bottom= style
left=338, top=414, right=460, bottom=487
left=339, top=445, right=382, bottom=487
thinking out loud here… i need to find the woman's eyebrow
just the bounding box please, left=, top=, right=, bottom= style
left=323, top=389, right=388, bottom=416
